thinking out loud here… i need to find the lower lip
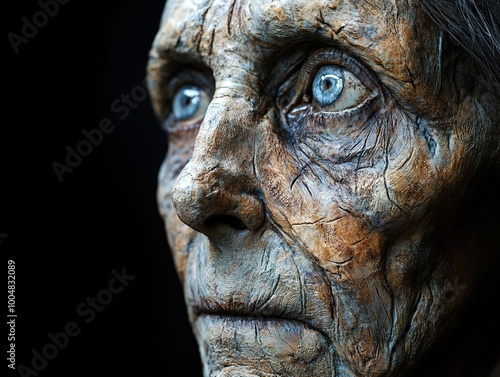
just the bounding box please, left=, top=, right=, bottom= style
left=194, top=314, right=332, bottom=376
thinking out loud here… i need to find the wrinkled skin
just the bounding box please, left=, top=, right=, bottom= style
left=147, top=0, right=500, bottom=376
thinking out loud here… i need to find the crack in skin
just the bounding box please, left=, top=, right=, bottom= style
left=227, top=0, right=237, bottom=36
left=289, top=215, right=343, bottom=227
left=197, top=1, right=215, bottom=53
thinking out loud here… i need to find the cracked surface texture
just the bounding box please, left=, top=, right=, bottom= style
left=147, top=0, right=500, bottom=375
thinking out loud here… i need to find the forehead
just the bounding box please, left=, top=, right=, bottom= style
left=151, top=0, right=429, bottom=85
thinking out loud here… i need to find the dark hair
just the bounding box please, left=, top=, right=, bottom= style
left=422, top=0, right=500, bottom=95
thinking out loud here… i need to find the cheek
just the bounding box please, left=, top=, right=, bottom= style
left=256, top=110, right=423, bottom=247
left=254, top=113, right=445, bottom=370
left=158, top=137, right=198, bottom=281
left=255, top=125, right=386, bottom=279
left=254, top=109, right=446, bottom=299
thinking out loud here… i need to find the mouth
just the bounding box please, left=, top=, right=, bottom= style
left=194, top=313, right=333, bottom=376
left=181, top=228, right=338, bottom=375
left=191, top=301, right=328, bottom=339
left=191, top=300, right=320, bottom=331
left=197, top=312, right=321, bottom=333
left=195, top=309, right=321, bottom=334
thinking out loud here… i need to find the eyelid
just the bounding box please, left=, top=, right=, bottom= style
left=162, top=113, right=204, bottom=136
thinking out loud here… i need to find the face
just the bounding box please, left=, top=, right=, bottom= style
left=147, top=0, right=500, bottom=376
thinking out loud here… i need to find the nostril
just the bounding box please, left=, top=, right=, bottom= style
left=204, top=215, right=247, bottom=231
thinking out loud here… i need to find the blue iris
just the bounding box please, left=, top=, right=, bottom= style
left=173, top=85, right=202, bottom=121
left=312, top=65, right=344, bottom=107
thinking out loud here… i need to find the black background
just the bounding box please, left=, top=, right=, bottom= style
left=3, top=1, right=202, bottom=376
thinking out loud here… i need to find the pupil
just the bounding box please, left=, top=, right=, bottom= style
left=322, top=79, right=333, bottom=90
left=182, top=96, right=191, bottom=107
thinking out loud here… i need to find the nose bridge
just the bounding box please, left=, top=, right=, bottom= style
left=187, top=83, right=258, bottom=178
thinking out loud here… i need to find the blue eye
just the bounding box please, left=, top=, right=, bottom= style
left=310, top=64, right=372, bottom=112
left=172, top=85, right=209, bottom=121
left=312, top=65, right=344, bottom=107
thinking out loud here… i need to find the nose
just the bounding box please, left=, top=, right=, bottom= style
left=171, top=97, right=265, bottom=239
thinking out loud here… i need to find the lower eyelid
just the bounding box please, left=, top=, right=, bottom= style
left=308, top=93, right=380, bottom=128
left=162, top=114, right=202, bottom=136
